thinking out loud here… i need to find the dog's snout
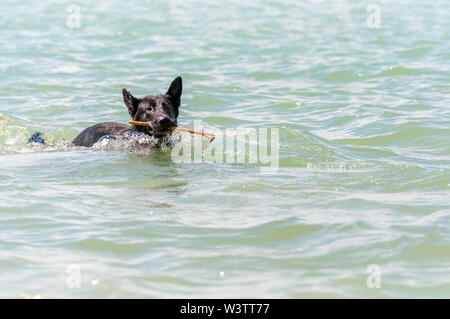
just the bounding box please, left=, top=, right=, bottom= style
left=158, top=116, right=174, bottom=129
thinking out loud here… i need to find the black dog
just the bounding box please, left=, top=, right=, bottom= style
left=29, top=77, right=182, bottom=147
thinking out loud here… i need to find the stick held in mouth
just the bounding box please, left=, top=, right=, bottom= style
left=129, top=120, right=215, bottom=149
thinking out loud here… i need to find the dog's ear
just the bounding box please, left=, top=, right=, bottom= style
left=166, top=77, right=182, bottom=107
left=122, top=89, right=139, bottom=117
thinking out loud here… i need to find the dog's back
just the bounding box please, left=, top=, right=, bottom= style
left=72, top=122, right=131, bottom=147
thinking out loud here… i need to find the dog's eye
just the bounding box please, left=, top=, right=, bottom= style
left=146, top=105, right=153, bottom=111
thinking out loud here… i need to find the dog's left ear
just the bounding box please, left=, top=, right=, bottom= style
left=122, top=88, right=140, bottom=117
left=166, top=76, right=182, bottom=107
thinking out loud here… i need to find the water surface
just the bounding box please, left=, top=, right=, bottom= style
left=0, top=0, right=449, bottom=298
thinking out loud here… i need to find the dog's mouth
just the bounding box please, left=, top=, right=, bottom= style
left=133, top=122, right=174, bottom=138
left=153, top=127, right=174, bottom=138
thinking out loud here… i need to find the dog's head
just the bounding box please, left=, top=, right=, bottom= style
left=122, top=77, right=182, bottom=137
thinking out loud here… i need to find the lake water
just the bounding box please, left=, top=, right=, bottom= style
left=0, top=0, right=449, bottom=298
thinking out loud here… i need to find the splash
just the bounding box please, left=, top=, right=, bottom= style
left=0, top=112, right=181, bottom=155
left=91, top=131, right=179, bottom=155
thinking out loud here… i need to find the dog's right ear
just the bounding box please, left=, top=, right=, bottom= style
left=166, top=77, right=182, bottom=108
left=122, top=89, right=139, bottom=117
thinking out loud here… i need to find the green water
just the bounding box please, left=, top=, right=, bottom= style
left=0, top=0, right=449, bottom=298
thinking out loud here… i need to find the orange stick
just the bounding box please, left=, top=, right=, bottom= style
left=129, top=120, right=215, bottom=149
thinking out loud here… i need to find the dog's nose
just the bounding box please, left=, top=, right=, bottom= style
left=158, top=116, right=174, bottom=129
